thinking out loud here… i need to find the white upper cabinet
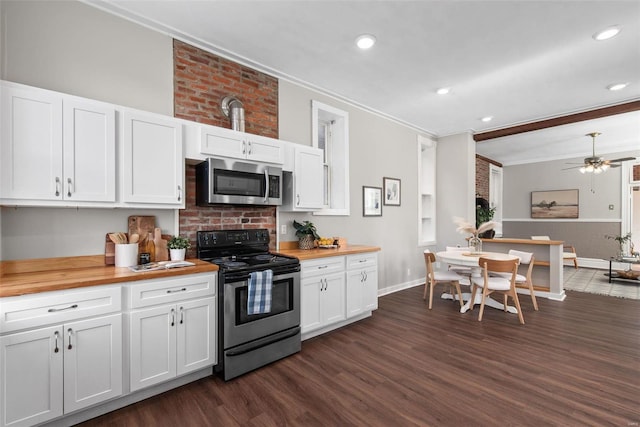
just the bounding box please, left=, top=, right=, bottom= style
left=281, top=144, right=324, bottom=211
left=121, top=110, right=184, bottom=207
left=1, top=82, right=116, bottom=204
left=63, top=98, right=116, bottom=202
left=200, top=125, right=283, bottom=164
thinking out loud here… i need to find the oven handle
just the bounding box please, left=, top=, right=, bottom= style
left=225, top=327, right=301, bottom=357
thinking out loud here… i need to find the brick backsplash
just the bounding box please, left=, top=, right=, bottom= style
left=173, top=40, right=279, bottom=255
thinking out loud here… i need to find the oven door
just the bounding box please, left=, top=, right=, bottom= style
left=223, top=270, right=300, bottom=349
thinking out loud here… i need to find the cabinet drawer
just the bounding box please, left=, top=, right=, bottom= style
left=0, top=285, right=121, bottom=334
left=124, top=273, right=216, bottom=309
left=301, top=256, right=345, bottom=278
left=346, top=253, right=377, bottom=270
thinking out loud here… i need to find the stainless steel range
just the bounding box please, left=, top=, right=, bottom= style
left=197, top=229, right=301, bottom=380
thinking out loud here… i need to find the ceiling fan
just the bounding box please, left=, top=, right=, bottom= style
left=563, top=132, right=636, bottom=174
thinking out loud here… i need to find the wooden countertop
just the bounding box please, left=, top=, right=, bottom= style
left=0, top=255, right=218, bottom=298
left=277, top=244, right=381, bottom=261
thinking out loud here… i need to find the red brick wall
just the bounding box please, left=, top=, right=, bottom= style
left=475, top=156, right=490, bottom=199
left=173, top=40, right=279, bottom=255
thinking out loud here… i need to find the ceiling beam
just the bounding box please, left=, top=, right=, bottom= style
left=473, top=101, right=640, bottom=142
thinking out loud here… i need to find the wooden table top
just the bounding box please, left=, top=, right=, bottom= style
left=0, top=255, right=218, bottom=298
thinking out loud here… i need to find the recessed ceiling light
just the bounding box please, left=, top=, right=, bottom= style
left=593, top=26, right=621, bottom=41
left=481, top=116, right=493, bottom=123
left=436, top=87, right=450, bottom=95
left=607, top=82, right=629, bottom=91
left=356, top=34, right=376, bottom=50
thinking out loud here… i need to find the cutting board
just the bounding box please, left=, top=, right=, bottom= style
left=128, top=216, right=156, bottom=242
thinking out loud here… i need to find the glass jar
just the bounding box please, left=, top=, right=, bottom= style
left=468, top=234, right=482, bottom=254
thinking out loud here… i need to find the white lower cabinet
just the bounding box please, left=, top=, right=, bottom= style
left=124, top=273, right=217, bottom=392
left=0, top=313, right=122, bottom=427
left=346, top=253, right=379, bottom=318
left=300, top=256, right=346, bottom=334
left=300, top=252, right=379, bottom=338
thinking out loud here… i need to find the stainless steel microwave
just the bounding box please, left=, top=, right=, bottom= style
left=195, top=158, right=282, bottom=206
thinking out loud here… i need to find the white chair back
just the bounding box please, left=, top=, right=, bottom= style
left=508, top=249, right=533, bottom=265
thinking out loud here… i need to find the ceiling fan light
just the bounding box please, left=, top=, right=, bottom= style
left=593, top=167, right=603, bottom=174
left=586, top=165, right=594, bottom=173
left=579, top=167, right=587, bottom=174
left=593, top=26, right=621, bottom=41
left=601, top=163, right=610, bottom=171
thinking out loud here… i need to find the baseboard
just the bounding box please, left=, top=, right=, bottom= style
left=378, top=278, right=423, bottom=297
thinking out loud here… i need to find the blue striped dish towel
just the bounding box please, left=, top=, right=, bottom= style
left=248, top=269, right=273, bottom=315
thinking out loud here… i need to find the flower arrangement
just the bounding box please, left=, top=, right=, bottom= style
left=453, top=217, right=498, bottom=254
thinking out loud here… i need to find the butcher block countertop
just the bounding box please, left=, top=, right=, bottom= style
left=0, top=255, right=218, bottom=298
left=277, top=243, right=381, bottom=261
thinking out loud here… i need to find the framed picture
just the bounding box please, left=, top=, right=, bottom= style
left=531, top=189, right=579, bottom=218
left=363, top=186, right=382, bottom=216
left=383, top=177, right=401, bottom=206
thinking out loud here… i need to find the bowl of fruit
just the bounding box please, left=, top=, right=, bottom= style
left=317, top=237, right=338, bottom=249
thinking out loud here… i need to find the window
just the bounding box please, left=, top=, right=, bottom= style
left=311, top=100, right=349, bottom=216
left=489, top=164, right=503, bottom=236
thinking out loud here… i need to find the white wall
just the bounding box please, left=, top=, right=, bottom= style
left=435, top=133, right=477, bottom=250
left=278, top=80, right=434, bottom=292
left=0, top=0, right=174, bottom=115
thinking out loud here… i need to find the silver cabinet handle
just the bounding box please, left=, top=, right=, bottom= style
left=54, top=331, right=60, bottom=353
left=166, top=287, right=187, bottom=294
left=177, top=185, right=182, bottom=202
left=179, top=306, right=184, bottom=324
left=48, top=304, right=78, bottom=313
left=264, top=169, right=269, bottom=203
left=67, top=178, right=73, bottom=197
left=296, top=194, right=300, bottom=206
left=364, top=271, right=368, bottom=281
left=170, top=308, right=175, bottom=327
left=242, top=141, right=246, bottom=155
left=247, top=141, right=252, bottom=155
left=318, top=265, right=328, bottom=269
left=67, top=328, right=73, bottom=350
left=55, top=177, right=61, bottom=197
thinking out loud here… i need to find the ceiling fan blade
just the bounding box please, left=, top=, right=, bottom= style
left=609, top=164, right=622, bottom=168
left=562, top=165, right=584, bottom=170
left=607, top=157, right=637, bottom=163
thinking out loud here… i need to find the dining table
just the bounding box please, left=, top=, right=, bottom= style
left=435, top=250, right=520, bottom=314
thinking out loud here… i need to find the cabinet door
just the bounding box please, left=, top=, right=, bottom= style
left=300, top=276, right=323, bottom=333
left=63, top=98, right=116, bottom=202
left=0, top=326, right=63, bottom=427
left=176, top=297, right=216, bottom=376
left=346, top=267, right=378, bottom=318
left=0, top=84, right=63, bottom=201
left=63, top=314, right=122, bottom=413
left=200, top=125, right=246, bottom=159
left=294, top=145, right=324, bottom=209
left=322, top=272, right=347, bottom=326
left=122, top=111, right=184, bottom=206
left=346, top=269, right=366, bottom=318
left=129, top=305, right=177, bottom=392
left=362, top=267, right=379, bottom=312
left=246, top=135, right=284, bottom=164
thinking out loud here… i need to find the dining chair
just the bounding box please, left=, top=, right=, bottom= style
left=445, top=246, right=472, bottom=276
left=469, top=257, right=524, bottom=324
left=531, top=236, right=579, bottom=269
left=423, top=250, right=465, bottom=310
left=490, top=250, right=538, bottom=311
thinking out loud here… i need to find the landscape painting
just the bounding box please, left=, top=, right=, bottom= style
left=531, top=189, right=579, bottom=218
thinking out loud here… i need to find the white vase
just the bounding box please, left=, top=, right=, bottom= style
left=170, top=248, right=186, bottom=261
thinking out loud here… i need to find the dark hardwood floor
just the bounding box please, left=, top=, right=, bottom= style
left=80, top=287, right=640, bottom=426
